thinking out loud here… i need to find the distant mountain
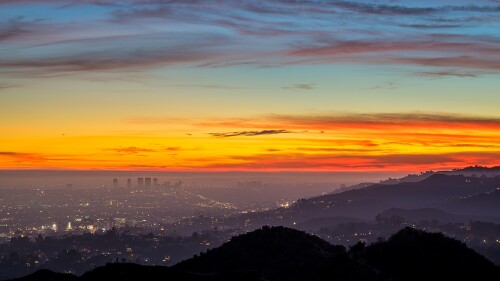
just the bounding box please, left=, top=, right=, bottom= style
left=12, top=226, right=499, bottom=281
left=178, top=174, right=500, bottom=233
left=447, top=166, right=500, bottom=177
left=284, top=174, right=500, bottom=220
left=446, top=188, right=500, bottom=216
left=375, top=208, right=489, bottom=224
left=378, top=166, right=500, bottom=185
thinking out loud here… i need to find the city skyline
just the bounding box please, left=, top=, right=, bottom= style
left=1, top=0, right=500, bottom=172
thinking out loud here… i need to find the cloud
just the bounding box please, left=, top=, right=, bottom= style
left=105, top=147, right=157, bottom=154
left=270, top=113, right=500, bottom=131
left=106, top=146, right=181, bottom=154
left=394, top=56, right=500, bottom=71
left=0, top=33, right=229, bottom=77
left=194, top=151, right=500, bottom=171
left=0, top=8, right=236, bottom=77
left=368, top=82, right=398, bottom=90
left=168, top=83, right=245, bottom=89
left=209, top=130, right=293, bottom=137
left=111, top=6, right=173, bottom=22
left=0, top=151, right=45, bottom=162
left=282, top=83, right=315, bottom=90
left=288, top=37, right=500, bottom=71
left=413, top=71, right=478, bottom=78
left=0, top=22, right=27, bottom=42
left=1, top=0, right=500, bottom=79
left=399, top=24, right=463, bottom=29
left=197, top=113, right=500, bottom=131
left=294, top=147, right=375, bottom=153
left=0, top=151, right=22, bottom=155
left=0, top=83, right=17, bottom=90
left=330, top=1, right=437, bottom=15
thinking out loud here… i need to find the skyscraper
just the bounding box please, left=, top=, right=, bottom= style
left=153, top=178, right=158, bottom=188
left=127, top=178, right=132, bottom=189
left=138, top=178, right=144, bottom=189
left=113, top=178, right=118, bottom=189
left=145, top=177, right=152, bottom=189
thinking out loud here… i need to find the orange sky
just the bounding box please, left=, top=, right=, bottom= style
left=1, top=113, right=499, bottom=172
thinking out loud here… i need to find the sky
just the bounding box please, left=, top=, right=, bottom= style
left=1, top=0, right=500, bottom=172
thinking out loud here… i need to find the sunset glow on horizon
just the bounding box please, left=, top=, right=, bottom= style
left=1, top=0, right=500, bottom=172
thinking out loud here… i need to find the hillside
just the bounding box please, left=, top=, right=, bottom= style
left=352, top=227, right=500, bottom=281
left=446, top=188, right=500, bottom=216
left=376, top=208, right=470, bottom=223
left=175, top=226, right=379, bottom=281
left=285, top=174, right=500, bottom=220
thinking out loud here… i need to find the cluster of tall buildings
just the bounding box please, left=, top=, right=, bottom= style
left=111, top=177, right=182, bottom=190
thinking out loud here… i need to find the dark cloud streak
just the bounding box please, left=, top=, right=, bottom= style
left=414, top=71, right=479, bottom=78
left=210, top=130, right=293, bottom=137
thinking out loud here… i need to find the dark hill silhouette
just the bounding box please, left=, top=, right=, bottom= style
left=351, top=227, right=500, bottom=281
left=9, top=226, right=500, bottom=281
left=7, top=269, right=77, bottom=281
left=80, top=263, right=208, bottom=281
left=175, top=226, right=379, bottom=281
left=79, top=263, right=263, bottom=281
left=9, top=263, right=262, bottom=281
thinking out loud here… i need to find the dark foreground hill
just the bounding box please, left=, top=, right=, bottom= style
left=351, top=227, right=499, bottom=281
left=9, top=226, right=500, bottom=281
left=175, top=226, right=379, bottom=281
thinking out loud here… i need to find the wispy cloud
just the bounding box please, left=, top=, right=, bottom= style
left=399, top=24, right=464, bottom=29
left=105, top=147, right=157, bottom=154
left=106, top=146, right=181, bottom=154
left=0, top=151, right=45, bottom=162
left=368, top=82, right=398, bottom=90
left=330, top=1, right=437, bottom=15
left=282, top=83, right=316, bottom=90
left=194, top=151, right=500, bottom=171
left=394, top=56, right=500, bottom=71
left=209, top=130, right=293, bottom=137
left=0, top=83, right=17, bottom=90
left=288, top=36, right=500, bottom=71
left=0, top=32, right=231, bottom=77
left=168, top=83, right=245, bottom=89
left=197, top=113, right=500, bottom=131
left=414, top=71, right=479, bottom=78
left=1, top=0, right=500, bottom=78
